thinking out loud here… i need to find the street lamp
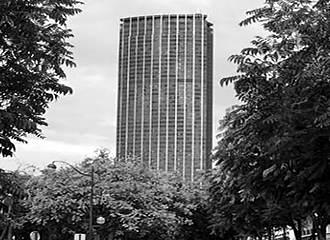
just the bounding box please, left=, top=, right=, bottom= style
left=47, top=161, right=94, bottom=240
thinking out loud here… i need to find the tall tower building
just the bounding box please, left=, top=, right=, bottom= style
left=116, top=14, right=213, bottom=181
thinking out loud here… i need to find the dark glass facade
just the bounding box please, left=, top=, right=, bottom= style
left=116, top=14, right=213, bottom=181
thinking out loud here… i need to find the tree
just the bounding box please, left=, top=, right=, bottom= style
left=180, top=171, right=222, bottom=240
left=210, top=1, right=330, bottom=240
left=0, top=169, right=28, bottom=240
left=0, top=0, right=83, bottom=157
left=19, top=151, right=203, bottom=240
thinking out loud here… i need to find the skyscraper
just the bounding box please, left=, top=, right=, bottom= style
left=116, top=14, right=213, bottom=181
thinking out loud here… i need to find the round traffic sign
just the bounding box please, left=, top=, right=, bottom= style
left=30, top=231, right=40, bottom=240
left=96, top=216, right=105, bottom=225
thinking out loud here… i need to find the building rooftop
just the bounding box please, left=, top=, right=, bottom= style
left=120, top=13, right=209, bottom=22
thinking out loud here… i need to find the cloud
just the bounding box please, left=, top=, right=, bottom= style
left=20, top=139, right=96, bottom=155
left=98, top=118, right=117, bottom=128
left=0, top=138, right=116, bottom=171
left=1, top=0, right=268, bottom=171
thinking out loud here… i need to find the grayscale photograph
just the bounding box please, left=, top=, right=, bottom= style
left=1, top=0, right=329, bottom=240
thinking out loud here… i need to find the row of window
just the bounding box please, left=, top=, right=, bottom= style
left=122, top=24, right=205, bottom=34
left=120, top=36, right=205, bottom=43
left=124, top=29, right=199, bottom=36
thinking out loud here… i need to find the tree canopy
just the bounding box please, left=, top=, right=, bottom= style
left=210, top=0, right=330, bottom=239
left=0, top=169, right=28, bottom=240
left=18, top=151, right=209, bottom=240
left=0, top=0, right=82, bottom=157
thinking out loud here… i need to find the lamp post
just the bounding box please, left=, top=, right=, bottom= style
left=47, top=161, right=94, bottom=240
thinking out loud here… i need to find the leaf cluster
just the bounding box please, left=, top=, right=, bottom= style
left=211, top=0, right=330, bottom=239
left=19, top=152, right=206, bottom=240
left=0, top=0, right=82, bottom=157
left=0, top=169, right=29, bottom=240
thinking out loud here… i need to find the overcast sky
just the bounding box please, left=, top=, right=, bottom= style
left=1, top=0, right=265, bottom=170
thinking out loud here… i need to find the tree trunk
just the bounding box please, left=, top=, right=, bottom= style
left=107, top=231, right=114, bottom=240
left=7, top=223, right=12, bottom=240
left=0, top=226, right=7, bottom=240
left=282, top=226, right=287, bottom=240
left=291, top=219, right=302, bottom=240
left=316, top=222, right=327, bottom=240
left=310, top=218, right=316, bottom=240
left=268, top=227, right=272, bottom=240
left=1, top=197, right=12, bottom=240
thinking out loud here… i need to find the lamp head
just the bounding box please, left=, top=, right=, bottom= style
left=47, top=162, right=57, bottom=169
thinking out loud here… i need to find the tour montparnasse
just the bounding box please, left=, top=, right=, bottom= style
left=116, top=14, right=213, bottom=181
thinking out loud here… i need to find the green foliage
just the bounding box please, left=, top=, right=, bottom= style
left=19, top=151, right=208, bottom=240
left=0, top=170, right=26, bottom=199
left=0, top=0, right=83, bottom=157
left=211, top=1, right=330, bottom=239
left=0, top=169, right=29, bottom=240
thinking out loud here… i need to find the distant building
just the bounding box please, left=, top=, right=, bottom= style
left=273, top=218, right=330, bottom=240
left=116, top=14, right=213, bottom=181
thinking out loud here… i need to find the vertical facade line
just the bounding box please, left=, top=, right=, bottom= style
left=148, top=16, right=154, bottom=168
left=165, top=15, right=170, bottom=172
left=133, top=18, right=139, bottom=157
left=191, top=14, right=196, bottom=181
left=182, top=15, right=187, bottom=181
left=174, top=15, right=179, bottom=172
left=116, top=21, right=124, bottom=157
left=200, top=16, right=204, bottom=170
left=157, top=16, right=163, bottom=171
left=141, top=17, right=146, bottom=159
left=125, top=18, right=132, bottom=159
